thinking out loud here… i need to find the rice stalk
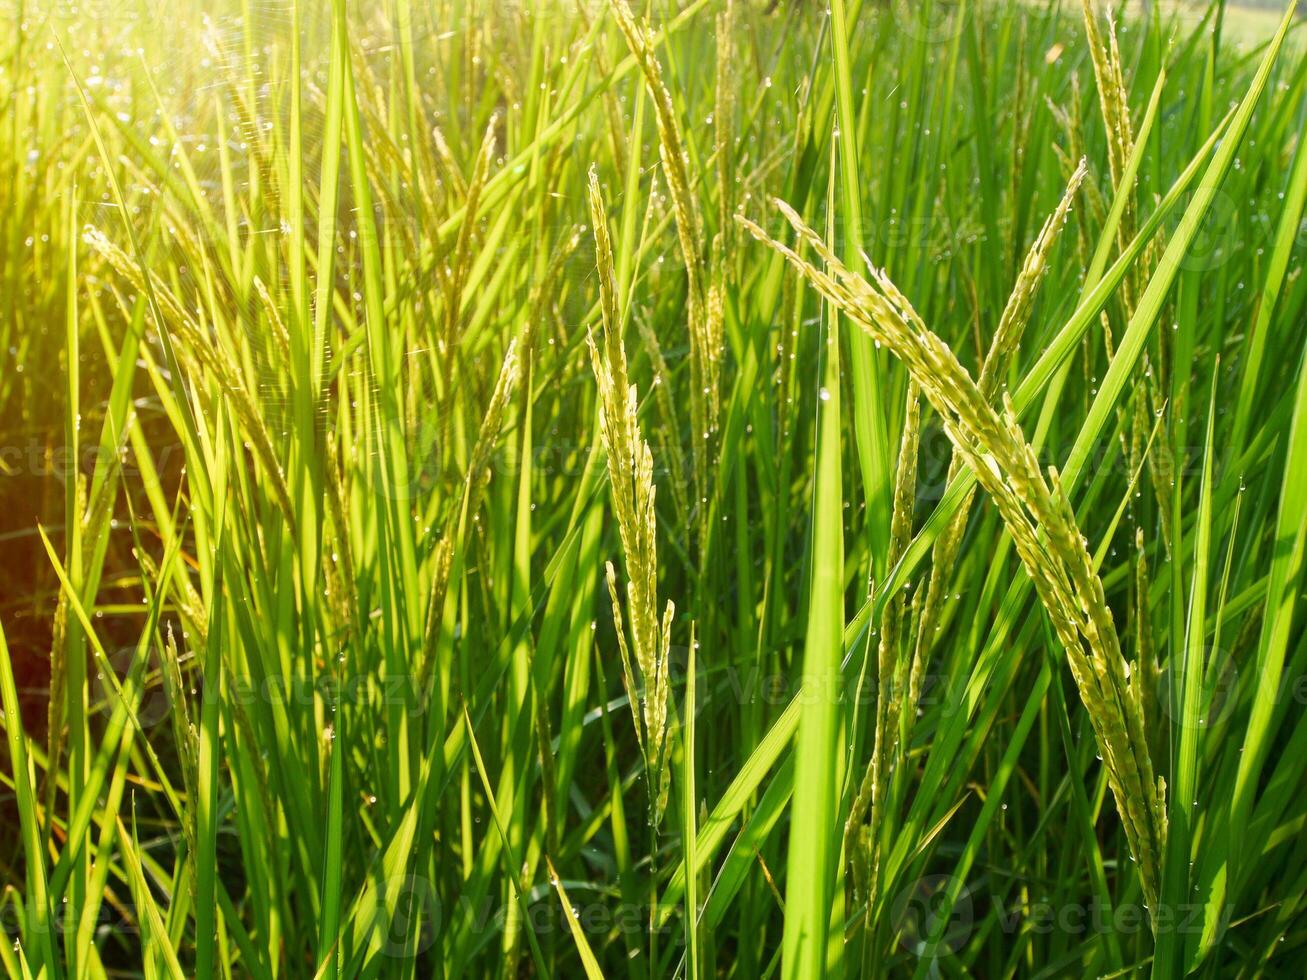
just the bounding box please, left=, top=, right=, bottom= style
left=714, top=0, right=736, bottom=241
left=161, top=625, right=199, bottom=891
left=1148, top=369, right=1177, bottom=555
left=41, top=472, right=85, bottom=840
left=845, top=382, right=920, bottom=917
left=1081, top=0, right=1137, bottom=250
left=607, top=0, right=719, bottom=543
left=419, top=338, right=521, bottom=684
left=1048, top=80, right=1104, bottom=270
left=586, top=166, right=675, bottom=821
left=740, top=199, right=1168, bottom=914
left=910, top=161, right=1087, bottom=715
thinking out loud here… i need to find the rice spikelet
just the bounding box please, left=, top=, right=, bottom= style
left=978, top=160, right=1088, bottom=398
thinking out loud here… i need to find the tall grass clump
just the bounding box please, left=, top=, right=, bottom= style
left=2, top=0, right=1307, bottom=977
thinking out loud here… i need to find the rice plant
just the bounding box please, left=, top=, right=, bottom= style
left=2, top=0, right=1307, bottom=976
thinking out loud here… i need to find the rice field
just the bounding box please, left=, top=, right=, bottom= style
left=2, top=0, right=1307, bottom=976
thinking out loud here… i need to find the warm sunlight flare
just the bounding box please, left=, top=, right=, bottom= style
left=1, top=0, right=1305, bottom=976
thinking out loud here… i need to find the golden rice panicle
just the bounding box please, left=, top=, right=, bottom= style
left=740, top=200, right=1167, bottom=917
left=1044, top=456, right=1165, bottom=907
left=430, top=125, right=468, bottom=199
left=587, top=167, right=627, bottom=393
left=588, top=331, right=670, bottom=765
left=1080, top=0, right=1140, bottom=314
left=442, top=115, right=497, bottom=360
left=252, top=274, right=291, bottom=362
left=920, top=151, right=1092, bottom=689
left=605, top=0, right=704, bottom=300
left=908, top=157, right=1087, bottom=701
left=607, top=0, right=718, bottom=533
left=466, top=339, right=520, bottom=500
left=420, top=340, right=521, bottom=677
left=907, top=488, right=972, bottom=710
left=1080, top=0, right=1135, bottom=197
left=958, top=404, right=1165, bottom=910
left=714, top=0, right=737, bottom=239
left=605, top=561, right=646, bottom=758
left=978, top=159, right=1088, bottom=399
left=1105, top=6, right=1134, bottom=171
left=571, top=0, right=630, bottom=179
left=1048, top=80, right=1107, bottom=272
left=885, top=388, right=922, bottom=642
left=706, top=249, right=726, bottom=424
left=845, top=787, right=874, bottom=903
left=587, top=167, right=675, bottom=816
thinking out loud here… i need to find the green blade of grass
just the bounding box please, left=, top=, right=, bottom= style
left=781, top=149, right=846, bottom=980
left=1153, top=366, right=1218, bottom=979
left=547, top=856, right=607, bottom=980
left=0, top=619, right=57, bottom=975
